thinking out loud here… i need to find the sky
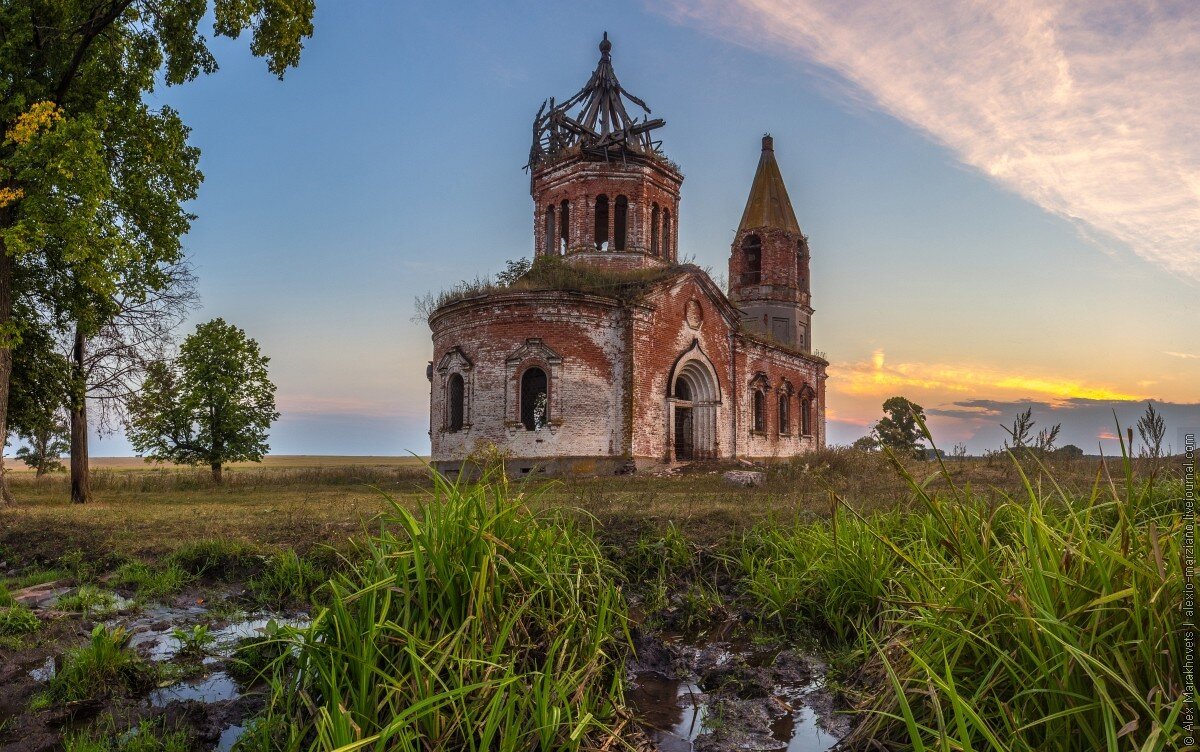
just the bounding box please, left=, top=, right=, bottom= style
left=89, top=0, right=1199, bottom=457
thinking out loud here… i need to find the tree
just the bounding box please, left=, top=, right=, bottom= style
left=126, top=319, right=279, bottom=482
left=852, top=433, right=880, bottom=452
left=15, top=415, right=68, bottom=477
left=0, top=2, right=314, bottom=503
left=8, top=305, right=71, bottom=477
left=66, top=260, right=197, bottom=503
left=1054, top=444, right=1084, bottom=459
left=874, top=397, right=926, bottom=458
left=1136, top=401, right=1166, bottom=459
left=496, top=258, right=532, bottom=286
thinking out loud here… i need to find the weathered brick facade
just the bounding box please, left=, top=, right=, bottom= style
left=426, top=36, right=828, bottom=475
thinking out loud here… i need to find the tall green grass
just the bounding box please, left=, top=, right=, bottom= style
left=246, top=473, right=628, bottom=751
left=737, top=437, right=1184, bottom=751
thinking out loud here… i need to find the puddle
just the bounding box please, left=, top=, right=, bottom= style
left=28, top=656, right=55, bottom=682
left=215, top=724, right=246, bottom=751
left=120, top=607, right=306, bottom=662
left=630, top=671, right=707, bottom=751
left=147, top=671, right=240, bottom=707
left=627, top=626, right=846, bottom=752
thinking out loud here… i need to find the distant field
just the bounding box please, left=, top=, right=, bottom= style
left=5, top=455, right=430, bottom=472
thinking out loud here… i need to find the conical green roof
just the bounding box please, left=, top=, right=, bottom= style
left=738, top=135, right=801, bottom=235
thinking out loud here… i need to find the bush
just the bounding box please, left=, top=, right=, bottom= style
left=738, top=448, right=1184, bottom=750
left=111, top=562, right=192, bottom=598
left=247, top=550, right=325, bottom=608
left=227, top=620, right=292, bottom=687
left=44, top=625, right=156, bottom=703
left=0, top=605, right=40, bottom=636
left=56, top=585, right=119, bottom=616
left=166, top=538, right=261, bottom=579
left=251, top=474, right=628, bottom=750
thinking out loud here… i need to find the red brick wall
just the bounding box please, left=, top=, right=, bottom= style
left=629, top=274, right=737, bottom=462
left=429, top=292, right=628, bottom=464
left=733, top=336, right=826, bottom=458
left=531, top=153, right=682, bottom=262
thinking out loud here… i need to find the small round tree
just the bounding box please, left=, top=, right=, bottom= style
left=874, top=396, right=926, bottom=458
left=127, top=318, right=279, bottom=482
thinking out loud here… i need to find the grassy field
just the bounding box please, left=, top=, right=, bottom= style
left=0, top=449, right=1185, bottom=751
left=0, top=449, right=1125, bottom=562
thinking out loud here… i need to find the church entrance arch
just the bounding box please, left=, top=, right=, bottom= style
left=668, top=346, right=719, bottom=461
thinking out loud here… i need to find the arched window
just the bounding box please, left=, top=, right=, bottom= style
left=797, top=239, right=807, bottom=290
left=801, top=397, right=812, bottom=435
left=650, top=204, right=660, bottom=255
left=753, top=390, right=766, bottom=433
left=544, top=205, right=555, bottom=256
left=447, top=373, right=465, bottom=431
left=520, top=367, right=548, bottom=431
left=594, top=195, right=609, bottom=250
left=558, top=200, right=570, bottom=254
left=614, top=196, right=628, bottom=251
left=742, top=234, right=762, bottom=284
left=662, top=209, right=672, bottom=258
left=778, top=393, right=789, bottom=435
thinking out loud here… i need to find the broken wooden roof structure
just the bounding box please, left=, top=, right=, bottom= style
left=527, top=33, right=666, bottom=169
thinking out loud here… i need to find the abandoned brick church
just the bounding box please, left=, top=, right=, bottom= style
left=427, top=35, right=828, bottom=475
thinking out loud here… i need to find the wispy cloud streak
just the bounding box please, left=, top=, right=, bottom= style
left=830, top=350, right=1144, bottom=402
left=657, top=0, right=1200, bottom=280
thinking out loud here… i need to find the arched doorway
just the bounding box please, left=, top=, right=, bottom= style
left=670, top=358, right=719, bottom=461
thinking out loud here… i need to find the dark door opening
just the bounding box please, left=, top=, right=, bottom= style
left=674, top=406, right=694, bottom=461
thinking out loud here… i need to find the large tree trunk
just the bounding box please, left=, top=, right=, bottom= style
left=211, top=462, right=222, bottom=484
left=70, top=327, right=91, bottom=504
left=0, top=209, right=15, bottom=504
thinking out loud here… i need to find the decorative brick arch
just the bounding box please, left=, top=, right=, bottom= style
left=667, top=339, right=721, bottom=461
left=799, top=383, right=817, bottom=437
left=435, top=347, right=473, bottom=432
left=504, top=338, right=564, bottom=431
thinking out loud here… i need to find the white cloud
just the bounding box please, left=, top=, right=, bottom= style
left=656, top=0, right=1200, bottom=281
left=1166, top=351, right=1200, bottom=359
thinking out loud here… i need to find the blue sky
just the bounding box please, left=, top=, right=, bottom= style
left=92, top=1, right=1199, bottom=456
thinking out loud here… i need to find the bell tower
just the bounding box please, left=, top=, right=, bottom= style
left=729, top=135, right=813, bottom=353
left=527, top=34, right=683, bottom=270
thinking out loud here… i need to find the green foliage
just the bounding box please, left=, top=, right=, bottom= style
left=874, top=396, right=925, bottom=457
left=0, top=582, right=11, bottom=606
left=170, top=624, right=214, bottom=661
left=44, top=624, right=155, bottom=703
left=0, top=604, right=41, bottom=635
left=1054, top=443, right=1084, bottom=459
left=851, top=434, right=879, bottom=452
left=64, top=717, right=191, bottom=752
left=251, top=475, right=628, bottom=750
left=736, top=446, right=1184, bottom=750
left=247, top=550, right=324, bottom=608
left=416, top=253, right=678, bottom=320
left=228, top=620, right=292, bottom=687
left=8, top=303, right=71, bottom=475
left=167, top=538, right=261, bottom=578
left=0, top=0, right=314, bottom=490
left=57, top=585, right=118, bottom=616
left=495, top=257, right=532, bottom=286
left=59, top=548, right=96, bottom=582
left=126, top=318, right=280, bottom=479
left=111, top=561, right=192, bottom=598
left=1, top=567, right=68, bottom=589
